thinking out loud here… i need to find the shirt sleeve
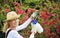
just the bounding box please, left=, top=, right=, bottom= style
left=16, top=18, right=32, bottom=31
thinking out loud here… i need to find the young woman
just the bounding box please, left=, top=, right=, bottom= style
left=2, top=11, right=36, bottom=38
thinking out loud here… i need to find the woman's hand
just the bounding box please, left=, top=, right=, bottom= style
left=30, top=16, right=34, bottom=20
left=31, top=10, right=39, bottom=18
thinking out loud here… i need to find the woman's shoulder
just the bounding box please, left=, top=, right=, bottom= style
left=7, top=30, right=18, bottom=37
left=10, top=30, right=18, bottom=35
left=6, top=28, right=17, bottom=34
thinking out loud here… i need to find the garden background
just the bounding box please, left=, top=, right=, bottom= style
left=0, top=0, right=60, bottom=38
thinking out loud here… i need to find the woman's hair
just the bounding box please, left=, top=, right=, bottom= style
left=2, top=21, right=10, bottom=32
left=2, top=19, right=19, bottom=32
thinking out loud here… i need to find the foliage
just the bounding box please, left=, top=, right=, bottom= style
left=0, top=0, right=60, bottom=38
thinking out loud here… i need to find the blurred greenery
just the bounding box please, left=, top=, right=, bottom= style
left=0, top=0, right=60, bottom=38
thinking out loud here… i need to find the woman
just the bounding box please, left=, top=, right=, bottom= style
left=2, top=11, right=36, bottom=38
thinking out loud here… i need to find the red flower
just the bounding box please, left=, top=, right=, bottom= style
left=3, top=8, right=10, bottom=13
left=48, top=18, right=57, bottom=26
left=40, top=11, right=48, bottom=20
left=16, top=8, right=24, bottom=14
left=57, top=20, right=60, bottom=25
left=19, top=9, right=24, bottom=14
left=46, top=28, right=50, bottom=33
left=14, top=1, right=20, bottom=8
left=56, top=25, right=60, bottom=29
left=47, top=12, right=55, bottom=17
left=16, top=8, right=19, bottom=14
left=49, top=13, right=55, bottom=16
left=45, top=28, right=55, bottom=38
left=49, top=32, right=55, bottom=38
left=14, top=1, right=18, bottom=5
left=27, top=8, right=32, bottom=15
left=16, top=3, right=20, bottom=9
left=45, top=28, right=50, bottom=36
left=44, top=15, right=48, bottom=20
left=20, top=14, right=28, bottom=24
left=42, top=21, right=48, bottom=25
left=40, top=11, right=46, bottom=16
left=51, top=14, right=55, bottom=16
left=48, top=21, right=53, bottom=26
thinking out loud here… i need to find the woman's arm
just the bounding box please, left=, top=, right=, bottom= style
left=16, top=10, right=37, bottom=31
left=16, top=17, right=33, bottom=31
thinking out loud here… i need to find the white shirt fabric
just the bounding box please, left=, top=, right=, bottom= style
left=6, top=18, right=32, bottom=38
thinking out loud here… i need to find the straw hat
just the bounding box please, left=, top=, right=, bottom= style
left=6, top=11, right=20, bottom=21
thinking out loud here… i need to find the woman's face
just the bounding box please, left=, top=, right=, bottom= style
left=9, top=19, right=19, bottom=28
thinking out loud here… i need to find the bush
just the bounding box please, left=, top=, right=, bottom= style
left=0, top=0, right=60, bottom=38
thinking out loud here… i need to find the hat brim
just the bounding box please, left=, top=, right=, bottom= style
left=5, top=14, right=20, bottom=21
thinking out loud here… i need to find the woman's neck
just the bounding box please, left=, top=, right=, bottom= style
left=10, top=26, right=16, bottom=30
left=10, top=27, right=16, bottom=30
